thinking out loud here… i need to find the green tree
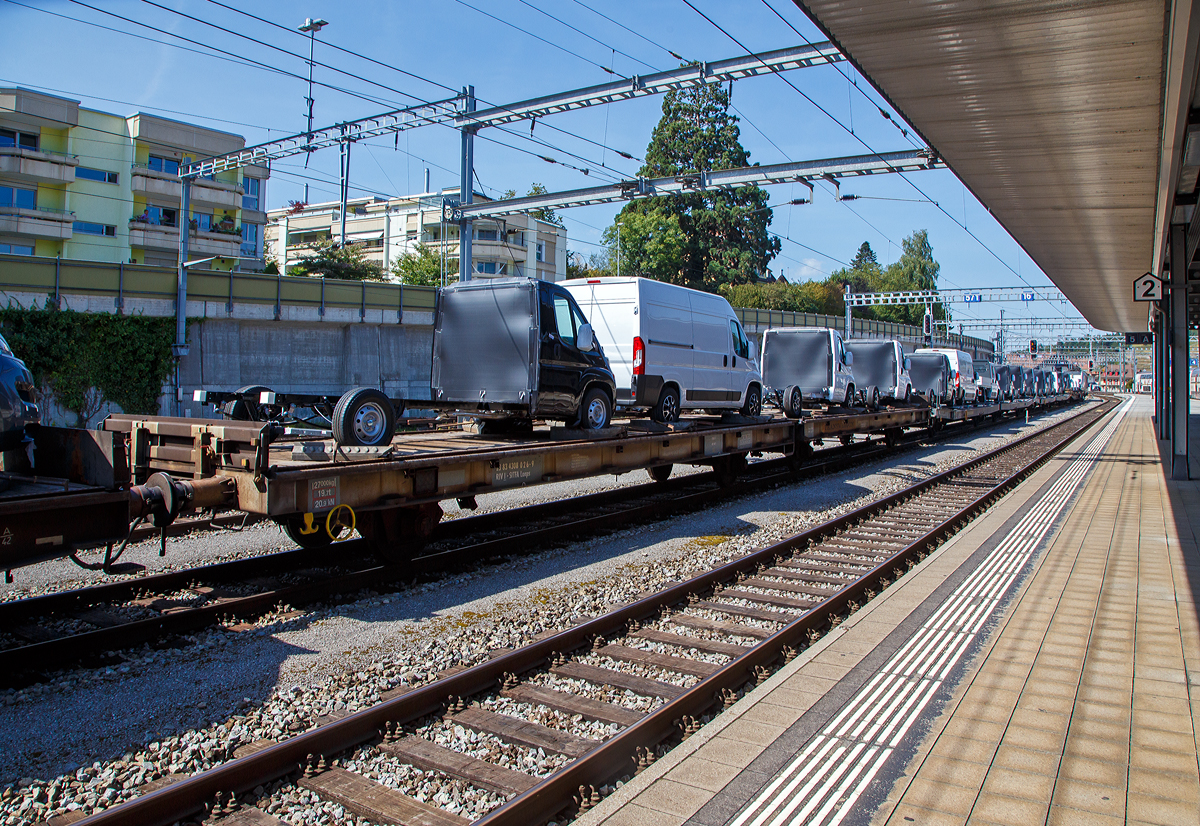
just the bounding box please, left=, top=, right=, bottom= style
left=524, top=182, right=564, bottom=228
left=612, top=80, right=779, bottom=290
left=391, top=242, right=455, bottom=286
left=601, top=208, right=686, bottom=282
left=873, top=230, right=942, bottom=325
left=287, top=240, right=384, bottom=281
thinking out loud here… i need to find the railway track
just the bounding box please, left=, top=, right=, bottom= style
left=60, top=397, right=1115, bottom=826
left=0, top=402, right=1076, bottom=685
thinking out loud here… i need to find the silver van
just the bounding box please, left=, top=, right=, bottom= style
left=761, top=327, right=855, bottom=416
left=916, top=348, right=976, bottom=405
left=845, top=340, right=912, bottom=407
left=908, top=352, right=952, bottom=406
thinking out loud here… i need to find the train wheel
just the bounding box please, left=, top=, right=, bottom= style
left=647, top=464, right=673, bottom=483
left=839, top=434, right=853, bottom=446
left=359, top=502, right=443, bottom=563
left=712, top=453, right=747, bottom=487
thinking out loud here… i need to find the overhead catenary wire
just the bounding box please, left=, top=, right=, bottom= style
left=678, top=0, right=1062, bottom=318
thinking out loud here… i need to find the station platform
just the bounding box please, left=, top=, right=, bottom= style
left=577, top=395, right=1200, bottom=826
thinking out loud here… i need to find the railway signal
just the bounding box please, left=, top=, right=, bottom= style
left=1030, top=339, right=1038, bottom=354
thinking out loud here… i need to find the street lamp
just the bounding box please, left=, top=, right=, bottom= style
left=298, top=17, right=328, bottom=201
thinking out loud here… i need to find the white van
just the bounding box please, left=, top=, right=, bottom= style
left=562, top=277, right=763, bottom=422
left=915, top=347, right=977, bottom=404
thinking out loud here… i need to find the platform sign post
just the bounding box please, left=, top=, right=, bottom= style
left=1134, top=272, right=1163, bottom=302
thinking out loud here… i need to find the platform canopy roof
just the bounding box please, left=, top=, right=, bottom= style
left=794, top=0, right=1200, bottom=333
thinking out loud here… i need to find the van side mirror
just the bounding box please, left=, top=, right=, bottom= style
left=577, top=322, right=595, bottom=351
left=844, top=351, right=853, bottom=366
left=904, top=358, right=911, bottom=371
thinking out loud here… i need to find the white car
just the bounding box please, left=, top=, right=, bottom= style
left=562, top=277, right=763, bottom=421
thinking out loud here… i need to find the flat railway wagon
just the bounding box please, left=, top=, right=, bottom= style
left=95, top=396, right=1070, bottom=556
left=0, top=396, right=1073, bottom=575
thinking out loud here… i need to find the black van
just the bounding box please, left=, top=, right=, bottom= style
left=430, top=278, right=617, bottom=430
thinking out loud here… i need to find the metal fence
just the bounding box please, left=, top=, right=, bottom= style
left=0, top=253, right=993, bottom=354
left=0, top=253, right=436, bottom=320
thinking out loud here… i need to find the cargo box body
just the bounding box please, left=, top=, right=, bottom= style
left=908, top=352, right=951, bottom=405
left=760, top=327, right=854, bottom=405
left=431, top=278, right=616, bottom=427
left=844, top=340, right=911, bottom=402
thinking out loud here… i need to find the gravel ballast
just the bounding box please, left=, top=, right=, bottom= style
left=0, top=404, right=1095, bottom=824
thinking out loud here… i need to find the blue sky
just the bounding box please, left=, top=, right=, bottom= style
left=1, top=0, right=1096, bottom=341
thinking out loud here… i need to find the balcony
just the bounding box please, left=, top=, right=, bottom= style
left=127, top=219, right=242, bottom=257
left=0, top=205, right=73, bottom=239
left=128, top=219, right=178, bottom=251
left=130, top=165, right=181, bottom=200
left=0, top=147, right=79, bottom=184
left=190, top=177, right=243, bottom=210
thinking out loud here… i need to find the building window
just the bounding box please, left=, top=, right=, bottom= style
left=0, top=185, right=37, bottom=210
left=137, top=206, right=177, bottom=227
left=147, top=155, right=180, bottom=175
left=73, top=221, right=116, bottom=237
left=241, top=223, right=259, bottom=257
left=0, top=129, right=38, bottom=151
left=506, top=230, right=524, bottom=246
left=476, top=228, right=498, bottom=241
left=474, top=261, right=507, bottom=275
left=536, top=242, right=544, bottom=262
left=242, top=176, right=260, bottom=210
left=76, top=167, right=119, bottom=184
left=192, top=213, right=212, bottom=232
left=0, top=242, right=34, bottom=255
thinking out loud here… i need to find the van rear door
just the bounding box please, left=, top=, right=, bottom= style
left=643, top=291, right=694, bottom=405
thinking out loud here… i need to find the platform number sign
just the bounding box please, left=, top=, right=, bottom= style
left=1020, top=290, right=1035, bottom=301
left=963, top=293, right=982, bottom=303
left=1134, top=272, right=1163, bottom=302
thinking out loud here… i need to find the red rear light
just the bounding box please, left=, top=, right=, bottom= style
left=587, top=279, right=602, bottom=283
left=632, top=336, right=645, bottom=376
left=955, top=371, right=961, bottom=387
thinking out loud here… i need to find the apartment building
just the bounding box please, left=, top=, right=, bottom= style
left=265, top=187, right=568, bottom=282
left=0, top=87, right=268, bottom=271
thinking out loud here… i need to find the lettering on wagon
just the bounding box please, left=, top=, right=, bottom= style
left=310, top=478, right=339, bottom=511
left=493, top=456, right=543, bottom=486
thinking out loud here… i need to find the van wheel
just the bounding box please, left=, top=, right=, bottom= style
left=741, top=384, right=762, bottom=416
left=648, top=464, right=672, bottom=483
left=333, top=387, right=396, bottom=447
left=904, top=386, right=911, bottom=404
left=580, top=387, right=611, bottom=430
left=652, top=386, right=681, bottom=423
left=868, top=387, right=880, bottom=411
left=844, top=385, right=855, bottom=408
left=783, top=385, right=802, bottom=419
left=225, top=385, right=273, bottom=421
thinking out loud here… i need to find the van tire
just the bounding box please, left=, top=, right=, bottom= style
left=580, top=387, right=612, bottom=430
left=868, top=387, right=880, bottom=411
left=783, top=385, right=802, bottom=419
left=333, top=387, right=396, bottom=447
left=741, top=384, right=763, bottom=416
left=844, top=384, right=855, bottom=408
left=651, top=386, right=681, bottom=423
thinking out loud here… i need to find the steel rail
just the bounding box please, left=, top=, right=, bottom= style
left=69, top=399, right=1110, bottom=826
left=1, top=402, right=1066, bottom=683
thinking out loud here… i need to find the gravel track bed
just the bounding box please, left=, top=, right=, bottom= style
left=0, top=403, right=1096, bottom=825
left=618, top=636, right=730, bottom=665
left=526, top=673, right=661, bottom=714
left=656, top=619, right=759, bottom=647
left=578, top=653, right=699, bottom=689
left=480, top=696, right=619, bottom=740
left=344, top=745, right=507, bottom=818
left=413, top=719, right=570, bottom=776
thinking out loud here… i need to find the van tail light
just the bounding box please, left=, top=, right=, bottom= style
left=632, top=336, right=645, bottom=376
left=955, top=371, right=961, bottom=388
